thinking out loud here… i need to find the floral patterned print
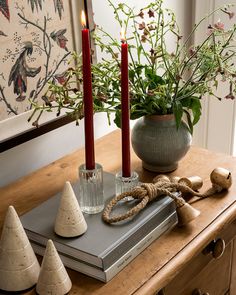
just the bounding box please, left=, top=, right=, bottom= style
left=0, top=0, right=74, bottom=121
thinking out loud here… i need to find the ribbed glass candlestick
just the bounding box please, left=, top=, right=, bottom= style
left=115, top=171, right=139, bottom=198
left=78, top=163, right=104, bottom=214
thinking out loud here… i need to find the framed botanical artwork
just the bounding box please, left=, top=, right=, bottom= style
left=0, top=0, right=94, bottom=152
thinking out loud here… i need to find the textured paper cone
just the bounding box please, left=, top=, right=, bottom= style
left=36, top=240, right=72, bottom=295
left=0, top=206, right=40, bottom=292
left=177, top=203, right=200, bottom=226
left=54, top=181, right=87, bottom=237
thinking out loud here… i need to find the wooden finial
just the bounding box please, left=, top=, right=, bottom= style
left=0, top=206, right=40, bottom=292
left=36, top=240, right=72, bottom=295
left=54, top=181, right=87, bottom=237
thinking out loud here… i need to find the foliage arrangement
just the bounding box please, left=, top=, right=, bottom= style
left=31, top=0, right=236, bottom=133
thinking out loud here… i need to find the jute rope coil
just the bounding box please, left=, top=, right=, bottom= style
left=102, top=181, right=185, bottom=223
left=102, top=168, right=232, bottom=224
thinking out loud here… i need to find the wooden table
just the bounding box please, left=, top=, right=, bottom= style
left=1, top=130, right=236, bottom=295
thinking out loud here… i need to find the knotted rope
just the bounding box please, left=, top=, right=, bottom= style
left=103, top=179, right=187, bottom=223
left=102, top=169, right=232, bottom=224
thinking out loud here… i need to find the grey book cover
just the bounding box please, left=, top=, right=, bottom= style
left=21, top=172, right=176, bottom=269
left=30, top=212, right=178, bottom=282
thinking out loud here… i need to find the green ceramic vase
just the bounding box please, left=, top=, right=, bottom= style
left=131, top=114, right=192, bottom=172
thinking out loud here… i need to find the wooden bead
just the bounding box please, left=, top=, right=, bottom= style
left=153, top=174, right=170, bottom=183
left=169, top=176, right=181, bottom=183
left=178, top=176, right=203, bottom=191
left=210, top=167, right=232, bottom=190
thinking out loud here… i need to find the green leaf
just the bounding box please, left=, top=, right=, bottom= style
left=130, top=111, right=145, bottom=120
left=183, top=110, right=193, bottom=134
left=135, top=64, right=145, bottom=76
left=145, top=67, right=153, bottom=77
left=144, top=67, right=165, bottom=89
left=114, top=110, right=121, bottom=128
left=118, top=3, right=124, bottom=9
left=213, top=79, right=218, bottom=89
left=180, top=96, right=198, bottom=108
left=180, top=96, right=201, bottom=126
left=137, top=45, right=142, bottom=61
left=191, top=98, right=201, bottom=125
left=129, top=69, right=135, bottom=83
left=173, top=100, right=183, bottom=129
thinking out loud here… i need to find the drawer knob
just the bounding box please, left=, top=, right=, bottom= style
left=202, top=238, right=225, bottom=259
left=192, top=289, right=210, bottom=295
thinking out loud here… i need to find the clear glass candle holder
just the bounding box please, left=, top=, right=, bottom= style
left=115, top=171, right=139, bottom=198
left=78, top=163, right=104, bottom=214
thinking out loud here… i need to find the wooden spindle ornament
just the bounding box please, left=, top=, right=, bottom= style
left=178, top=176, right=203, bottom=191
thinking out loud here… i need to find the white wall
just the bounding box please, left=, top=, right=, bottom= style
left=0, top=113, right=117, bottom=187
left=93, top=0, right=193, bottom=59
left=0, top=0, right=192, bottom=187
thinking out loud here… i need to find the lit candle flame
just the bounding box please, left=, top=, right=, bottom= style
left=81, top=10, right=86, bottom=28
left=120, top=27, right=126, bottom=42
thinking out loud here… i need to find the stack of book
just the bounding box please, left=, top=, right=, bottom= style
left=21, top=173, right=177, bottom=282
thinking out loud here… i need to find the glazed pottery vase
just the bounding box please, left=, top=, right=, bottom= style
left=131, top=114, right=192, bottom=172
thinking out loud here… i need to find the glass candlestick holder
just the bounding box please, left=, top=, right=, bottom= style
left=115, top=171, right=139, bottom=198
left=78, top=163, right=104, bottom=214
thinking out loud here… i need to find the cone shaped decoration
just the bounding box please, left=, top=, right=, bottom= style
left=36, top=240, right=72, bottom=295
left=177, top=203, right=201, bottom=226
left=54, top=181, right=87, bottom=237
left=0, top=206, right=40, bottom=292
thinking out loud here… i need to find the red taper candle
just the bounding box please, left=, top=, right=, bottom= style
left=81, top=11, right=95, bottom=170
left=121, top=28, right=131, bottom=177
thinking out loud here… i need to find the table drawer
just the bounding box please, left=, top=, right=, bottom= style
left=164, top=241, right=232, bottom=295
left=163, top=222, right=236, bottom=295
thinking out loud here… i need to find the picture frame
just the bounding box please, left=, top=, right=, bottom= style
left=0, top=0, right=94, bottom=152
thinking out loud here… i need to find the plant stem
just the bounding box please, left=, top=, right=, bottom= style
left=178, top=7, right=222, bottom=54
left=180, top=32, right=214, bottom=76
left=0, top=86, right=18, bottom=115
